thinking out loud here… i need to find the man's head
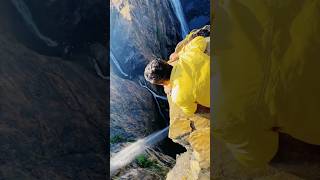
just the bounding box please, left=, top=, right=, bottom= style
left=144, top=59, right=173, bottom=85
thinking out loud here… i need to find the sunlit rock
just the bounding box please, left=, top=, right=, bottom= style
left=167, top=96, right=210, bottom=180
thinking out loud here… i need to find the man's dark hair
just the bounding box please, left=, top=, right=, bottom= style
left=144, top=59, right=173, bottom=84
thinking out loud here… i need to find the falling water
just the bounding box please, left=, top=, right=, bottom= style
left=110, top=126, right=169, bottom=174
left=10, top=0, right=58, bottom=47
left=110, top=50, right=129, bottom=77
left=169, top=0, right=189, bottom=38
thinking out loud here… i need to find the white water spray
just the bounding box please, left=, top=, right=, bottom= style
left=10, top=0, right=58, bottom=47
left=169, top=0, right=189, bottom=38
left=110, top=126, right=169, bottom=174
left=110, top=50, right=129, bottom=77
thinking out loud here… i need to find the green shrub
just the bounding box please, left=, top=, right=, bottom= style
left=135, top=154, right=155, bottom=168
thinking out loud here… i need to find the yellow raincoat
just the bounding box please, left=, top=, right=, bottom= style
left=170, top=36, right=210, bottom=116
left=213, top=0, right=320, bottom=167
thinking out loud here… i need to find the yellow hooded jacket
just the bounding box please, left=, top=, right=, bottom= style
left=170, top=36, right=210, bottom=116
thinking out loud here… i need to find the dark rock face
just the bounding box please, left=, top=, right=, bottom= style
left=25, top=0, right=106, bottom=44
left=110, top=0, right=180, bottom=78
left=21, top=0, right=105, bottom=54
left=1, top=0, right=107, bottom=64
left=181, top=0, right=210, bottom=30
left=110, top=0, right=181, bottom=138
left=110, top=73, right=159, bottom=146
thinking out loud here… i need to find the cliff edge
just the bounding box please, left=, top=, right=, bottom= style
left=166, top=96, right=210, bottom=180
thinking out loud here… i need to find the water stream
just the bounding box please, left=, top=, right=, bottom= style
left=110, top=126, right=169, bottom=174
left=169, top=0, right=190, bottom=38
left=110, top=50, right=129, bottom=78
left=10, top=0, right=58, bottom=47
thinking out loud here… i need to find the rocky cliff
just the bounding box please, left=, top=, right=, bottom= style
left=166, top=97, right=210, bottom=180
left=110, top=73, right=160, bottom=149
left=110, top=0, right=180, bottom=78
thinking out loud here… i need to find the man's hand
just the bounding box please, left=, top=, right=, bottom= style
left=164, top=85, right=172, bottom=96
left=169, top=52, right=179, bottom=62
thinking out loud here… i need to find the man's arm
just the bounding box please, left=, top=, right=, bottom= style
left=167, top=52, right=179, bottom=65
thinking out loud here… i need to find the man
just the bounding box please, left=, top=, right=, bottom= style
left=144, top=34, right=210, bottom=116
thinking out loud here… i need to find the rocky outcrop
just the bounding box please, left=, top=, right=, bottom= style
left=166, top=97, right=210, bottom=180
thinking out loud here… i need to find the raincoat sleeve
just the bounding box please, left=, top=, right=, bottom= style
left=174, top=31, right=195, bottom=53
left=171, top=83, right=197, bottom=116
left=179, top=36, right=207, bottom=58
left=186, top=36, right=207, bottom=52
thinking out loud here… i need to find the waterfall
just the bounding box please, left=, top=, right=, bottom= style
left=169, top=0, right=189, bottom=38
left=110, top=50, right=129, bottom=78
left=139, top=79, right=169, bottom=124
left=110, top=126, right=169, bottom=174
left=10, top=0, right=58, bottom=47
